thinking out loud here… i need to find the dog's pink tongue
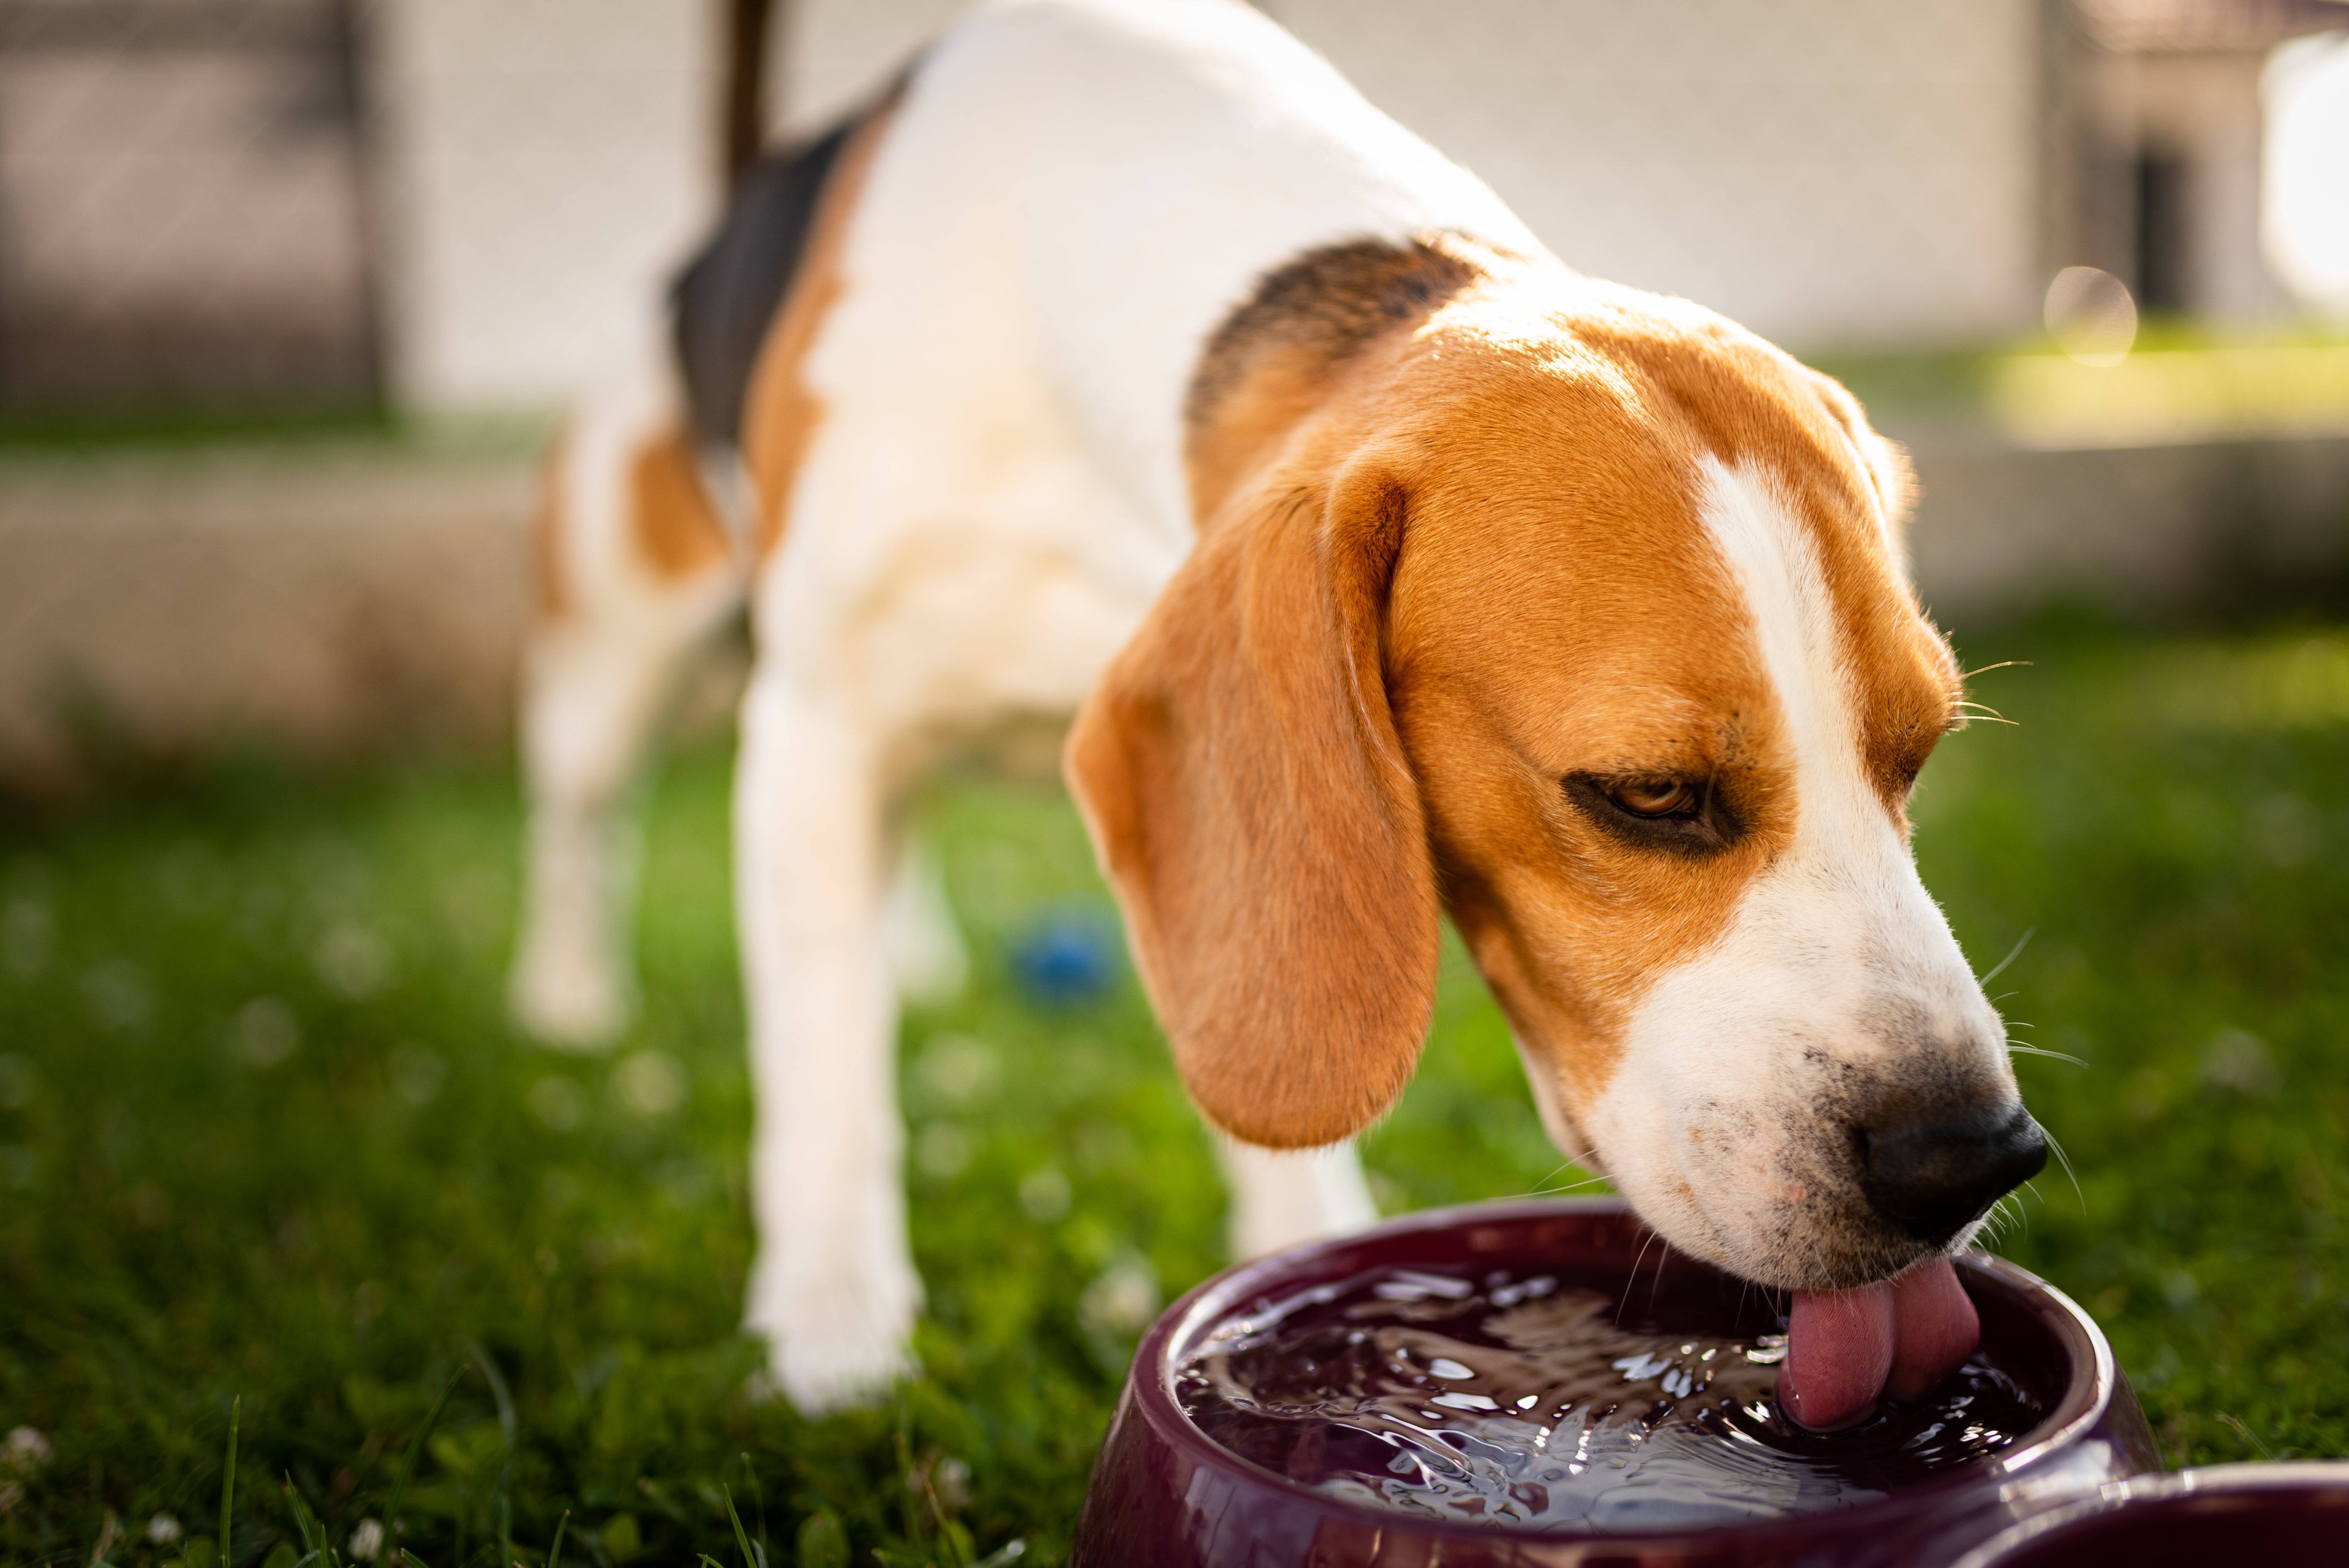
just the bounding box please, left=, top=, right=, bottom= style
left=1782, top=1282, right=1894, bottom=1431
left=1780, top=1259, right=1980, bottom=1431
left=1887, top=1258, right=1980, bottom=1401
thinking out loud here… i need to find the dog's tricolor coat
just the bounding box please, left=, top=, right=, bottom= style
left=511, top=0, right=2044, bottom=1419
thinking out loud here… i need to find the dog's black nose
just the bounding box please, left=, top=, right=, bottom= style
left=1860, top=1103, right=2048, bottom=1246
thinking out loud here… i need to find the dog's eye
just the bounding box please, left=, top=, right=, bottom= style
left=1608, top=779, right=1697, bottom=818
left=1563, top=772, right=1737, bottom=855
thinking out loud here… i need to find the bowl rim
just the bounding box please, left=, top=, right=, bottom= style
left=1128, top=1194, right=2124, bottom=1546
left=1943, top=1461, right=2349, bottom=1568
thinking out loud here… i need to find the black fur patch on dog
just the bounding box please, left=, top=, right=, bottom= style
left=1184, top=235, right=1482, bottom=449
left=670, top=82, right=901, bottom=452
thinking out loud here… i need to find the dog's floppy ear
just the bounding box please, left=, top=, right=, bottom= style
left=1065, top=453, right=1438, bottom=1149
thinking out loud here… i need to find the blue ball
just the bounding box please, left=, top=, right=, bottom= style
left=1011, top=914, right=1117, bottom=1006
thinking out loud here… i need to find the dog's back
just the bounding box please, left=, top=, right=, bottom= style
left=671, top=106, right=877, bottom=457
left=710, top=0, right=1536, bottom=553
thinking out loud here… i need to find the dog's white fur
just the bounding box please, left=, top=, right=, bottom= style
left=1585, top=459, right=2008, bottom=1290
left=511, top=0, right=2015, bottom=1412
left=517, top=0, right=1528, bottom=1407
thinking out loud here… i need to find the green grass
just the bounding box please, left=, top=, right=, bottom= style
left=3, top=617, right=2348, bottom=1565
left=1806, top=319, right=2349, bottom=441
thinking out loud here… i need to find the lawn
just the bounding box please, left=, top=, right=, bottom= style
left=3, top=615, right=2347, bottom=1567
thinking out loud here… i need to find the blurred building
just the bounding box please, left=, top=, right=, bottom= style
left=0, top=0, right=377, bottom=409
left=4, top=0, right=2349, bottom=784
left=3, top=0, right=2344, bottom=421
left=2061, top=0, right=2349, bottom=320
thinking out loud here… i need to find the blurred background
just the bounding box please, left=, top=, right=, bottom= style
left=5, top=4, right=2349, bottom=1565
left=3, top=0, right=2349, bottom=772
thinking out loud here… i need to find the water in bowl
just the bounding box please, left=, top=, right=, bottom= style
left=1177, top=1262, right=2044, bottom=1532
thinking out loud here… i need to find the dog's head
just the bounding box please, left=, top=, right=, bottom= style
left=1066, top=238, right=2042, bottom=1292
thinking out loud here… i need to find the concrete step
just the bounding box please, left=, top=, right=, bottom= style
left=3, top=427, right=2346, bottom=785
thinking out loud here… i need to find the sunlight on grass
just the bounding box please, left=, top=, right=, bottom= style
left=2147, top=631, right=2349, bottom=732
left=1989, top=345, right=2349, bottom=449
left=1810, top=325, right=2349, bottom=444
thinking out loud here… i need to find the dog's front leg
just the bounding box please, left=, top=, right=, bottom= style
left=1216, top=1135, right=1380, bottom=1261
left=735, top=668, right=920, bottom=1411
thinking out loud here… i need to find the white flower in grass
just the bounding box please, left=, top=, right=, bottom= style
left=916, top=1122, right=975, bottom=1178
left=2203, top=1028, right=2281, bottom=1096
left=349, top=1517, right=385, bottom=1561
left=3, top=1427, right=51, bottom=1472
left=1018, top=1168, right=1071, bottom=1222
left=916, top=1035, right=999, bottom=1105
left=314, top=922, right=394, bottom=999
left=1079, top=1256, right=1162, bottom=1336
left=612, top=1051, right=687, bottom=1119
left=230, top=998, right=300, bottom=1068
left=146, top=1514, right=183, bottom=1545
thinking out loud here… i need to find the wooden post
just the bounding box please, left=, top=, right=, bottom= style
left=724, top=0, right=778, bottom=184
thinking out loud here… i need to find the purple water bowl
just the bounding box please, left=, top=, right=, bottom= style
left=1951, top=1462, right=2349, bottom=1566
left=1072, top=1197, right=2161, bottom=1567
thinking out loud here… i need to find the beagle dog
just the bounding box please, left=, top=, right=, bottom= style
left=509, top=0, right=2046, bottom=1426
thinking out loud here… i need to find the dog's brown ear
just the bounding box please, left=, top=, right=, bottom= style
left=1805, top=367, right=1918, bottom=561
left=1065, top=454, right=1438, bottom=1149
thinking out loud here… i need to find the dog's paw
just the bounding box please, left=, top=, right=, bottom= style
left=754, top=1329, right=918, bottom=1415
left=744, top=1252, right=922, bottom=1414
left=507, top=939, right=633, bottom=1050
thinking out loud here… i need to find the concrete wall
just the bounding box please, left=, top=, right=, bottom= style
left=1272, top=0, right=2046, bottom=348
left=0, top=0, right=376, bottom=405
left=1910, top=428, right=2349, bottom=628
left=358, top=0, right=2051, bottom=420
left=6, top=430, right=2344, bottom=785
left=366, top=0, right=721, bottom=411
left=772, top=0, right=968, bottom=136
left=0, top=444, right=534, bottom=785
left=2074, top=46, right=2290, bottom=320
left=771, top=0, right=2046, bottom=347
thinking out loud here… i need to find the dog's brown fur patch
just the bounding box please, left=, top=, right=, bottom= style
left=1070, top=240, right=1961, bottom=1148
left=1184, top=236, right=1480, bottom=524
left=739, top=97, right=899, bottom=561
left=629, top=424, right=732, bottom=579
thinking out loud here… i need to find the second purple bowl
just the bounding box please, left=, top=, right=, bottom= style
left=1949, top=1463, right=2349, bottom=1566
left=1073, top=1197, right=2161, bottom=1567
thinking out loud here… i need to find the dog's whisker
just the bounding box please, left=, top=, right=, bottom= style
left=1526, top=1173, right=1614, bottom=1197
left=1524, top=1152, right=1613, bottom=1198
left=2041, top=1127, right=2085, bottom=1210
left=1955, top=698, right=2019, bottom=725
left=1959, top=659, right=2032, bottom=680
left=1620, top=1231, right=1661, bottom=1321
left=1528, top=1161, right=1576, bottom=1191
left=2006, top=1043, right=2087, bottom=1068
left=1976, top=926, right=2035, bottom=987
